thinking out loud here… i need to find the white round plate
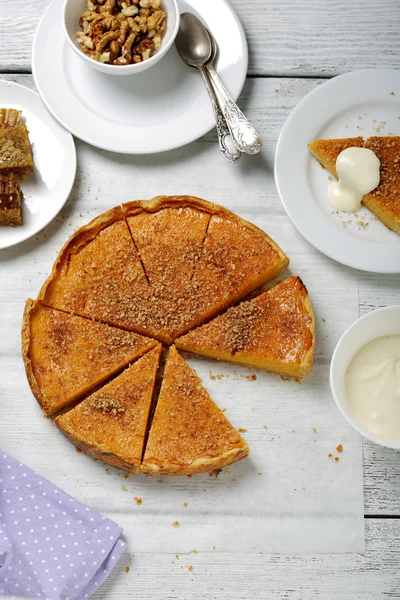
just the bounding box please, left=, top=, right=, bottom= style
left=32, top=0, right=248, bottom=154
left=0, top=80, right=76, bottom=250
left=275, top=69, right=400, bottom=273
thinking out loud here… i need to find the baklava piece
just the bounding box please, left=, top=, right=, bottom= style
left=0, top=175, right=23, bottom=226
left=0, top=109, right=34, bottom=177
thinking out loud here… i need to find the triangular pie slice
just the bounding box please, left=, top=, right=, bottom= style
left=124, top=196, right=212, bottom=294
left=37, top=207, right=172, bottom=343
left=55, top=345, right=162, bottom=472
left=189, top=208, right=290, bottom=336
left=141, top=346, right=249, bottom=475
left=308, top=136, right=400, bottom=234
left=22, top=300, right=158, bottom=416
left=176, top=276, right=315, bottom=378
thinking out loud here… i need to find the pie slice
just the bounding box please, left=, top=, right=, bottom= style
left=308, top=136, right=400, bottom=234
left=0, top=109, right=34, bottom=177
left=176, top=276, right=315, bottom=378
left=124, top=196, right=212, bottom=293
left=141, top=346, right=249, bottom=475
left=38, top=207, right=172, bottom=343
left=0, top=175, right=23, bottom=226
left=55, top=345, right=162, bottom=472
left=190, top=208, right=290, bottom=334
left=22, top=300, right=157, bottom=416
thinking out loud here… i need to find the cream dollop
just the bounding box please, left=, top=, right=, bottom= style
left=328, top=147, right=380, bottom=212
left=345, top=336, right=400, bottom=441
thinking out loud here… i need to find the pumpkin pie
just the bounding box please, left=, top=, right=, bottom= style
left=141, top=345, right=249, bottom=475
left=22, top=300, right=157, bottom=416
left=55, top=345, right=161, bottom=472
left=0, top=109, right=33, bottom=177
left=176, top=276, right=315, bottom=378
left=308, top=136, right=400, bottom=234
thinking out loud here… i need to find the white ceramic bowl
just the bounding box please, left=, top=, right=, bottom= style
left=63, top=0, right=180, bottom=76
left=330, top=306, right=400, bottom=450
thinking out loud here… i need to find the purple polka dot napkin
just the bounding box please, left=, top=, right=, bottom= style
left=0, top=452, right=127, bottom=599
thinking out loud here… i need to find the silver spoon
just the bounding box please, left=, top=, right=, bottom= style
left=175, top=14, right=240, bottom=162
left=176, top=13, right=263, bottom=155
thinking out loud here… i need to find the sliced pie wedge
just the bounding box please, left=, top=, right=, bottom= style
left=141, top=346, right=249, bottom=475
left=189, top=208, right=290, bottom=335
left=176, top=276, right=315, bottom=378
left=22, top=300, right=157, bottom=416
left=55, top=345, right=162, bottom=472
left=37, top=207, right=172, bottom=343
left=124, top=196, right=212, bottom=293
left=308, top=136, right=400, bottom=234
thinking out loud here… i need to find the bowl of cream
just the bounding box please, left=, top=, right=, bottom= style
left=330, top=306, right=400, bottom=449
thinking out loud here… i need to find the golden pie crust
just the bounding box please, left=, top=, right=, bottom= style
left=23, top=195, right=314, bottom=476
left=176, top=276, right=315, bottom=378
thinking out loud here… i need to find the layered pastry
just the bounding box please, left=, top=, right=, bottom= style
left=176, top=276, right=315, bottom=378
left=309, top=136, right=400, bottom=234
left=22, top=300, right=157, bottom=415
left=55, top=345, right=161, bottom=472
left=141, top=346, right=249, bottom=475
left=0, top=175, right=23, bottom=226
left=0, top=109, right=33, bottom=177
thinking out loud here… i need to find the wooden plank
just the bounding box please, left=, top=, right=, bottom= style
left=1, top=73, right=399, bottom=518
left=1, top=0, right=400, bottom=75
left=93, top=520, right=400, bottom=599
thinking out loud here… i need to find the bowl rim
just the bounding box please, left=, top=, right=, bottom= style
left=330, top=305, right=400, bottom=450
left=62, top=0, right=180, bottom=73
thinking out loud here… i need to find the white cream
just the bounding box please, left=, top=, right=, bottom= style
left=345, top=336, right=400, bottom=441
left=328, top=147, right=380, bottom=212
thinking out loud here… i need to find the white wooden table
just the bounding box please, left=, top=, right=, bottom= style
left=1, top=1, right=400, bottom=598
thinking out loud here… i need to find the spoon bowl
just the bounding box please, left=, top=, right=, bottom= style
left=175, top=13, right=212, bottom=68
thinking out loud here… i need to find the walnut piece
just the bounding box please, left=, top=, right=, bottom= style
left=75, top=0, right=167, bottom=65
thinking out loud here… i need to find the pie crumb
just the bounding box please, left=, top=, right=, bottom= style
left=134, top=497, right=142, bottom=505
left=172, top=521, right=179, bottom=527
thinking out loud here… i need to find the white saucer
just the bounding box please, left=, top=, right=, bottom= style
left=32, top=0, right=248, bottom=154
left=275, top=69, right=400, bottom=274
left=0, top=80, right=76, bottom=250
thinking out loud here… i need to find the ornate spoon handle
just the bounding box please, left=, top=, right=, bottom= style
left=205, top=64, right=263, bottom=155
left=199, top=66, right=241, bottom=163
